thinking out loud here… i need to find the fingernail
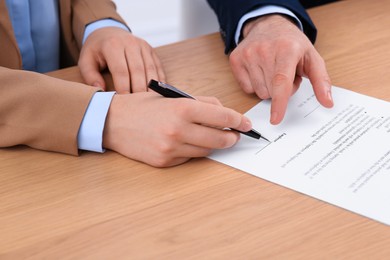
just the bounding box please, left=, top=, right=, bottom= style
left=327, top=90, right=333, bottom=101
left=244, top=118, right=252, bottom=131
left=270, top=111, right=279, bottom=125
left=327, top=90, right=334, bottom=107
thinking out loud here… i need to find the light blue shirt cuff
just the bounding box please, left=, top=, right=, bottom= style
left=78, top=91, right=116, bottom=153
left=82, top=18, right=130, bottom=45
left=235, top=5, right=303, bottom=44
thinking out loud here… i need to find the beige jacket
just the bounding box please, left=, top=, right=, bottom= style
left=0, top=0, right=127, bottom=155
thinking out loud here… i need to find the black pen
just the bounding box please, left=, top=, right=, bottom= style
left=148, top=79, right=270, bottom=141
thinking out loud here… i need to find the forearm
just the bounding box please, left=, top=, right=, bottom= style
left=0, top=67, right=98, bottom=155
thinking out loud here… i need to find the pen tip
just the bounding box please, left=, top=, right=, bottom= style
left=261, top=136, right=270, bottom=142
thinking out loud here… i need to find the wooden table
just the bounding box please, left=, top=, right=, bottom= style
left=1, top=0, right=389, bottom=258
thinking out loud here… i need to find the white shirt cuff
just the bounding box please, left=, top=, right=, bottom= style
left=235, top=5, right=303, bottom=44
left=82, top=18, right=130, bottom=44
left=78, top=91, right=116, bottom=153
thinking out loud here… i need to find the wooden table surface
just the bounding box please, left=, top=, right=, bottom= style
left=1, top=0, right=389, bottom=258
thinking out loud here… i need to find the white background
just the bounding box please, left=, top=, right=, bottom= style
left=112, top=0, right=219, bottom=47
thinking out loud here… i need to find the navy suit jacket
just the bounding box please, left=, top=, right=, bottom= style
left=206, top=0, right=337, bottom=53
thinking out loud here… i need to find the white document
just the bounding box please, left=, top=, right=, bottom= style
left=209, top=78, right=390, bottom=225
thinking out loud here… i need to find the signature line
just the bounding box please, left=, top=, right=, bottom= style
left=255, top=142, right=272, bottom=155
left=304, top=105, right=320, bottom=118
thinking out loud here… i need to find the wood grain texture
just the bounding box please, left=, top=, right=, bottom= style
left=1, top=0, right=390, bottom=258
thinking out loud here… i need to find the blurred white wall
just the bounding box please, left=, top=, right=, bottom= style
left=112, top=0, right=219, bottom=47
left=180, top=0, right=219, bottom=40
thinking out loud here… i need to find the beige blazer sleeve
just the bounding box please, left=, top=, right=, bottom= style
left=0, top=67, right=100, bottom=155
left=0, top=0, right=127, bottom=155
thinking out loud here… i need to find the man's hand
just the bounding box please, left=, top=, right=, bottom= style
left=229, top=14, right=333, bottom=125
left=79, top=27, right=165, bottom=94
left=102, top=93, right=253, bottom=167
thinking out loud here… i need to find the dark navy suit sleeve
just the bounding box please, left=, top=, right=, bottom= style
left=206, top=0, right=317, bottom=54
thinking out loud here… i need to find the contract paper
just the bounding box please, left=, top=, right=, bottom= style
left=209, top=78, right=390, bottom=225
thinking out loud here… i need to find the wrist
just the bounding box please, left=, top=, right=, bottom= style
left=242, top=14, right=299, bottom=39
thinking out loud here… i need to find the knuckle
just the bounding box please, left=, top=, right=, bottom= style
left=221, top=109, right=235, bottom=126
left=286, top=39, right=301, bottom=51
left=257, top=89, right=270, bottom=100
left=276, top=37, right=299, bottom=49
left=240, top=83, right=255, bottom=94
left=272, top=73, right=290, bottom=87
left=229, top=52, right=241, bottom=66
left=216, top=134, right=237, bottom=149
left=257, top=43, right=271, bottom=54
left=150, top=156, right=174, bottom=168
left=242, top=47, right=255, bottom=59
left=175, top=100, right=193, bottom=117
left=248, top=41, right=270, bottom=56
left=162, top=125, right=181, bottom=141
left=215, top=135, right=230, bottom=148
left=156, top=139, right=176, bottom=154
left=221, top=109, right=242, bottom=130
left=236, top=79, right=254, bottom=94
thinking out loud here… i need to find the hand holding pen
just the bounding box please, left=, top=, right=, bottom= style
left=148, top=80, right=269, bottom=141
left=103, top=81, right=265, bottom=167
